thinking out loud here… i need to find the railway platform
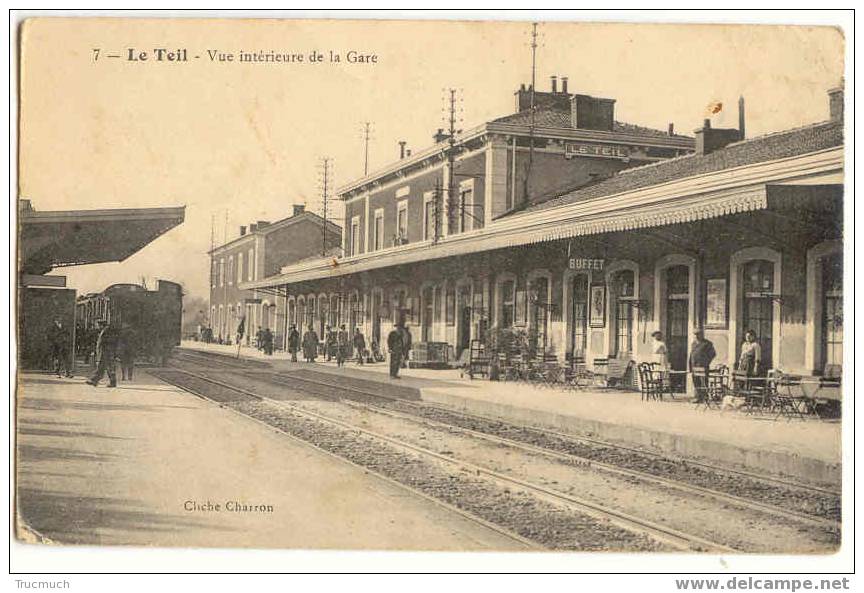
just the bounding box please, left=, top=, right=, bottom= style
left=180, top=341, right=842, bottom=485
left=15, top=370, right=528, bottom=551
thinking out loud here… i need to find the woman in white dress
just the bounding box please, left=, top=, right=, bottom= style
left=651, top=331, right=669, bottom=370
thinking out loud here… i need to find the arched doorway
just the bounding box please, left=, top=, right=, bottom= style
left=741, top=260, right=775, bottom=371
left=664, top=265, right=690, bottom=391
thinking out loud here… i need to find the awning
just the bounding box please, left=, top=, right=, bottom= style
left=19, top=204, right=186, bottom=275
left=242, top=146, right=842, bottom=290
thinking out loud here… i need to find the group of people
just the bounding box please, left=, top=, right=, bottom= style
left=86, top=320, right=138, bottom=387
left=255, top=326, right=275, bottom=355
left=46, top=318, right=139, bottom=387
left=649, top=326, right=763, bottom=403
left=286, top=323, right=370, bottom=367
left=283, top=322, right=401, bottom=372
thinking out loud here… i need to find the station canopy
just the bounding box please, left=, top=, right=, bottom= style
left=18, top=200, right=185, bottom=275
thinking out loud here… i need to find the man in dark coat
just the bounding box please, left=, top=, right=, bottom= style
left=287, top=324, right=300, bottom=362
left=387, top=323, right=404, bottom=379
left=352, top=328, right=366, bottom=366
left=399, top=324, right=413, bottom=369
left=336, top=324, right=350, bottom=367
left=689, top=329, right=717, bottom=402
left=263, top=328, right=274, bottom=355
left=47, top=318, right=72, bottom=378
left=302, top=326, right=319, bottom=362
left=87, top=321, right=119, bottom=387
left=117, top=324, right=137, bottom=381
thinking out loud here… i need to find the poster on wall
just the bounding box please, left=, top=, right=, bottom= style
left=590, top=285, right=606, bottom=327
left=705, top=278, right=728, bottom=328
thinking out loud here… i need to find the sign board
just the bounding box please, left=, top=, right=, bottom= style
left=565, top=143, right=629, bottom=160
left=568, top=258, right=605, bottom=271
left=244, top=298, right=263, bottom=304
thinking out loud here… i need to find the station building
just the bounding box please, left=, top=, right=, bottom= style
left=208, top=205, right=341, bottom=347
left=243, top=84, right=844, bottom=389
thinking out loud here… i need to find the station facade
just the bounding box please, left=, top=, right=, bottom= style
left=243, top=85, right=844, bottom=387
left=208, top=204, right=341, bottom=347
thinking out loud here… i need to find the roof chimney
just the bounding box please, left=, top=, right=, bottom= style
left=561, top=76, right=568, bottom=94
left=828, top=85, right=844, bottom=123
left=293, top=204, right=305, bottom=216
left=257, top=220, right=270, bottom=229
left=738, top=96, right=746, bottom=139
left=551, top=75, right=558, bottom=93
left=398, top=140, right=407, bottom=159
left=249, top=223, right=258, bottom=233
left=406, top=149, right=412, bottom=157
left=239, top=225, right=247, bottom=236
left=571, top=94, right=616, bottom=132
left=694, top=119, right=741, bottom=156
left=667, top=123, right=675, bottom=136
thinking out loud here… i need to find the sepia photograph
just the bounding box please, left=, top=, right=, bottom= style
left=10, top=10, right=852, bottom=577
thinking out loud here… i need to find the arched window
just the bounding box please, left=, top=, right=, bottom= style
left=611, top=269, right=636, bottom=357
left=495, top=274, right=517, bottom=330
left=741, top=260, right=775, bottom=371
left=527, top=271, right=552, bottom=354
left=820, top=253, right=843, bottom=375
left=729, top=247, right=781, bottom=372
left=806, top=241, right=843, bottom=376
left=287, top=298, right=296, bottom=329
left=568, top=273, right=589, bottom=358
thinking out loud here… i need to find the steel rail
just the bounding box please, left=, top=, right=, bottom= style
left=156, top=365, right=737, bottom=553
left=150, top=368, right=540, bottom=552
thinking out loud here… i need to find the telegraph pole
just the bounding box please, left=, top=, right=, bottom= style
left=362, top=122, right=372, bottom=176
left=445, top=88, right=460, bottom=234
left=524, top=21, right=539, bottom=206
left=318, top=157, right=332, bottom=256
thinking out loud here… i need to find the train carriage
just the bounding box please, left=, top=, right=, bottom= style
left=76, top=280, right=183, bottom=364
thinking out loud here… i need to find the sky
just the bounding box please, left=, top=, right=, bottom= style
left=18, top=17, right=844, bottom=302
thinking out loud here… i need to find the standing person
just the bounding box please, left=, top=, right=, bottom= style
left=255, top=326, right=264, bottom=351
left=117, top=324, right=137, bottom=381
left=387, top=323, right=404, bottom=379
left=287, top=324, right=300, bottom=362
left=336, top=324, right=350, bottom=367
left=689, top=329, right=717, bottom=403
left=737, top=329, right=762, bottom=376
left=47, top=318, right=72, bottom=378
left=263, top=328, right=274, bottom=356
left=399, top=324, right=412, bottom=369
left=87, top=321, right=119, bottom=387
left=302, top=325, right=319, bottom=362
left=352, top=328, right=366, bottom=366
left=324, top=326, right=336, bottom=361
left=650, top=331, right=669, bottom=370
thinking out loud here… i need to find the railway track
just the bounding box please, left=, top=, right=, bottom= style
left=154, top=364, right=734, bottom=552
left=170, top=349, right=842, bottom=527
left=159, top=351, right=840, bottom=552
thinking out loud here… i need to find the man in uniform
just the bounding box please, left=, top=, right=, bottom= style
left=387, top=322, right=404, bottom=379
left=87, top=320, right=119, bottom=387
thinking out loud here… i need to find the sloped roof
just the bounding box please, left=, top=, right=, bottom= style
left=493, top=106, right=691, bottom=139
left=210, top=210, right=342, bottom=254
left=520, top=119, right=843, bottom=214
left=19, top=203, right=185, bottom=275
